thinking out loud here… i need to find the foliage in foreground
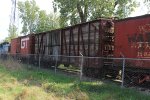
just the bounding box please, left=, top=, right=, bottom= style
left=0, top=59, right=149, bottom=100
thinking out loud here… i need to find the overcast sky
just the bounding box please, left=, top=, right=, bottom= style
left=0, top=0, right=148, bottom=42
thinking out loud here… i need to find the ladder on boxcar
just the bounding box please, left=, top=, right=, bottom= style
left=102, top=31, right=114, bottom=67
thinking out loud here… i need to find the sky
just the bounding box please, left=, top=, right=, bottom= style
left=0, top=0, right=149, bottom=42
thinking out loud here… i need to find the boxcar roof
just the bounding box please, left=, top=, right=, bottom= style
left=11, top=34, right=35, bottom=40
left=115, top=14, right=150, bottom=22
left=35, top=17, right=113, bottom=36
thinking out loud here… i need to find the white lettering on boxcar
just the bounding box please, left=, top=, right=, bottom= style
left=21, top=37, right=29, bottom=49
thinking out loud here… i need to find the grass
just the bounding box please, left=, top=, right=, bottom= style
left=0, top=59, right=149, bottom=100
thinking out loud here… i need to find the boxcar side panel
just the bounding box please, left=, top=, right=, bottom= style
left=61, top=19, right=114, bottom=68
left=10, top=38, right=21, bottom=54
left=114, top=15, right=150, bottom=69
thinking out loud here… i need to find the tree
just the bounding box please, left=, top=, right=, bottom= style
left=114, top=0, right=138, bottom=18
left=18, top=0, right=60, bottom=34
left=18, top=0, right=39, bottom=35
left=36, top=10, right=60, bottom=33
left=53, top=0, right=138, bottom=26
left=4, top=24, right=18, bottom=42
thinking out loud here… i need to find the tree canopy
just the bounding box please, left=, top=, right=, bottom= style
left=18, top=0, right=39, bottom=34
left=17, top=0, right=138, bottom=35
left=53, top=0, right=138, bottom=26
left=4, top=24, right=18, bottom=42
left=18, top=0, right=60, bottom=35
left=36, top=10, right=60, bottom=33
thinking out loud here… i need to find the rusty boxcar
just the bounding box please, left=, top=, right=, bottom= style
left=114, top=14, right=150, bottom=83
left=61, top=18, right=114, bottom=76
left=33, top=18, right=114, bottom=76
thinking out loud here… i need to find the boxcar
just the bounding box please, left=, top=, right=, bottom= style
left=34, top=18, right=114, bottom=76
left=114, top=14, right=150, bottom=83
left=61, top=18, right=114, bottom=77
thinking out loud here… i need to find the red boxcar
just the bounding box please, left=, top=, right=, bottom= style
left=10, top=34, right=35, bottom=55
left=114, top=14, right=150, bottom=69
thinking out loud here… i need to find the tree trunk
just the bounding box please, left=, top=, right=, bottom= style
left=77, top=3, right=87, bottom=23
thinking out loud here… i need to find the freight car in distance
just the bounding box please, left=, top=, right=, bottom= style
left=0, top=42, right=10, bottom=54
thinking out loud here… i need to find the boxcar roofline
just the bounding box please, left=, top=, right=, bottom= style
left=35, top=17, right=113, bottom=35
left=11, top=34, right=35, bottom=40
left=115, top=14, right=150, bottom=22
